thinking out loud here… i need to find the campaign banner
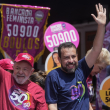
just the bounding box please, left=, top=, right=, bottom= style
left=100, top=76, right=110, bottom=107
left=45, top=50, right=61, bottom=72
left=44, top=21, right=79, bottom=52
left=0, top=4, right=50, bottom=61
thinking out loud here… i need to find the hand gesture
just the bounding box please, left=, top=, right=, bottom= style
left=91, top=3, right=106, bottom=25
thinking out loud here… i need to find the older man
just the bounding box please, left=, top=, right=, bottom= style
left=0, top=53, right=47, bottom=110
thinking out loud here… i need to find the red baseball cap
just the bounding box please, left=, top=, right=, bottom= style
left=0, top=58, right=14, bottom=70
left=14, top=53, right=34, bottom=67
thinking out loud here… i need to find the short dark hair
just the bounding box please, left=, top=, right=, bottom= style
left=58, top=42, right=77, bottom=58
left=29, top=71, right=46, bottom=89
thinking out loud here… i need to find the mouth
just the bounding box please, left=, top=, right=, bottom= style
left=67, top=64, right=75, bottom=69
left=17, top=75, right=25, bottom=79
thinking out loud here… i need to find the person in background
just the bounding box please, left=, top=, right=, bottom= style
left=96, top=21, right=110, bottom=110
left=45, top=3, right=106, bottom=110
left=86, top=48, right=110, bottom=110
left=100, top=65, right=110, bottom=110
left=29, top=70, right=48, bottom=110
left=0, top=58, right=14, bottom=73
left=0, top=53, right=48, bottom=110
left=30, top=70, right=47, bottom=89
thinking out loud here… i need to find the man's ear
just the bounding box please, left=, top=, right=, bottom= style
left=31, top=68, right=35, bottom=75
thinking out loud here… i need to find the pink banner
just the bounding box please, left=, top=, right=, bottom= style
left=0, top=4, right=50, bottom=61
left=44, top=21, right=79, bottom=52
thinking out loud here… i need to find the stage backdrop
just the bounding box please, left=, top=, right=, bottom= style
left=0, top=4, right=50, bottom=62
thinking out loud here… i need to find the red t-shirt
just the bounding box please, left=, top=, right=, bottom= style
left=0, top=67, right=48, bottom=110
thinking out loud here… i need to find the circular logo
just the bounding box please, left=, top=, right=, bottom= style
left=35, top=11, right=44, bottom=24
left=44, top=21, right=80, bottom=52
left=100, top=76, right=110, bottom=107
left=22, top=100, right=31, bottom=109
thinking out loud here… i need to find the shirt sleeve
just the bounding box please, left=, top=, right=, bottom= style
left=0, top=67, right=5, bottom=83
left=79, top=57, right=93, bottom=79
left=45, top=72, right=58, bottom=104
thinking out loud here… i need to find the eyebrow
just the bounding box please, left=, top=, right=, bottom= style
left=23, top=67, right=29, bottom=69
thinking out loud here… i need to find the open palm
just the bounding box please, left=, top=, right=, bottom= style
left=91, top=3, right=106, bottom=25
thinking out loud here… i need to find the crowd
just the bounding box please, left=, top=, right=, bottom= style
left=0, top=3, right=110, bottom=110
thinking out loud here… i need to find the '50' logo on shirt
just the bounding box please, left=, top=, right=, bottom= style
left=70, top=81, right=85, bottom=102
left=9, top=85, right=32, bottom=110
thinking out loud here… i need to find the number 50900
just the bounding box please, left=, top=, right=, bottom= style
left=7, top=24, right=39, bottom=38
left=46, top=30, right=77, bottom=47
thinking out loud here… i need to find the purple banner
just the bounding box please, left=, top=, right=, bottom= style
left=0, top=4, right=50, bottom=61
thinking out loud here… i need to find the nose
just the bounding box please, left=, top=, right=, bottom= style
left=69, top=57, right=73, bottom=63
left=19, top=69, right=23, bottom=74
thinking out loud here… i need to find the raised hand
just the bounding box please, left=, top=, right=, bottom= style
left=91, top=3, right=106, bottom=25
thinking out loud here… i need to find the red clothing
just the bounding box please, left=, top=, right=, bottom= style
left=86, top=74, right=93, bottom=87
left=86, top=74, right=94, bottom=102
left=0, top=67, right=47, bottom=110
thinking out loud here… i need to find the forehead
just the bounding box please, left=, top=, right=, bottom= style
left=61, top=47, right=77, bottom=56
left=14, top=60, right=31, bottom=68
